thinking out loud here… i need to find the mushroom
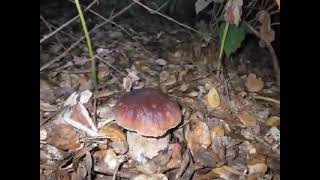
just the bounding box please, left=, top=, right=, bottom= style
left=115, top=88, right=181, bottom=163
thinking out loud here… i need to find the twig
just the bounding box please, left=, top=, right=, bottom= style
left=243, top=21, right=280, bottom=87
left=271, top=22, right=280, bottom=26
left=132, top=0, right=203, bottom=35
left=40, top=15, right=66, bottom=50
left=40, top=2, right=137, bottom=71
left=252, top=95, right=280, bottom=104
left=40, top=0, right=98, bottom=44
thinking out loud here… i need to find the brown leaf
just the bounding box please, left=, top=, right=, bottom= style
left=185, top=121, right=211, bottom=155
left=257, top=10, right=275, bottom=47
left=47, top=124, right=81, bottom=150
left=211, top=166, right=242, bottom=180
left=265, top=116, right=280, bottom=127
left=238, top=111, right=257, bottom=127
left=247, top=158, right=267, bottom=176
left=224, top=0, right=243, bottom=26
left=245, top=73, right=264, bottom=92
left=99, top=125, right=126, bottom=141
left=123, top=67, right=140, bottom=92
left=55, top=169, right=71, bottom=180
left=110, top=141, right=129, bottom=155
left=207, top=87, right=221, bottom=109
left=167, top=143, right=182, bottom=168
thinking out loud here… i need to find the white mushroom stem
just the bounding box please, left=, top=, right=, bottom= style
left=126, top=131, right=170, bottom=163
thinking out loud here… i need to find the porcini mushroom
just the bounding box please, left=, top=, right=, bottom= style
left=115, top=88, right=181, bottom=163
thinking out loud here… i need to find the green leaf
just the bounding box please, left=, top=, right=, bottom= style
left=219, top=22, right=246, bottom=57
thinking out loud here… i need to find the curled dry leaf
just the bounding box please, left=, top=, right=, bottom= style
left=257, top=10, right=275, bottom=47
left=62, top=102, right=99, bottom=137
left=224, top=0, right=243, bottom=26
left=245, top=73, right=264, bottom=92
left=47, top=124, right=81, bottom=151
left=265, top=116, right=280, bottom=127
left=264, top=127, right=280, bottom=144
left=185, top=121, right=212, bottom=155
left=99, top=125, right=126, bottom=142
left=207, top=87, right=221, bottom=109
left=123, top=67, right=140, bottom=92
left=238, top=111, right=257, bottom=127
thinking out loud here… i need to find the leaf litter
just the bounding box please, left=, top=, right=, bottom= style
left=40, top=2, right=280, bottom=179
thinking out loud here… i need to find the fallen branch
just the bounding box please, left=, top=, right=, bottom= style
left=252, top=95, right=280, bottom=104
left=94, top=166, right=136, bottom=179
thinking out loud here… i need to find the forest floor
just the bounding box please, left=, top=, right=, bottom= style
left=40, top=1, right=280, bottom=180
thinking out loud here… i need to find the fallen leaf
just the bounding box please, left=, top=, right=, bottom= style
left=78, top=74, right=91, bottom=91
left=103, top=149, right=119, bottom=170
left=257, top=10, right=275, bottom=47
left=55, top=169, right=71, bottom=180
left=245, top=73, right=264, bottom=92
left=155, top=59, right=167, bottom=66
left=40, top=129, right=47, bottom=141
left=185, top=121, right=212, bottom=155
left=167, top=143, right=182, bottom=168
left=238, top=111, right=257, bottom=127
left=40, top=100, right=58, bottom=112
left=47, top=124, right=81, bottom=151
left=207, top=87, right=221, bottom=108
left=133, top=174, right=168, bottom=180
left=224, top=0, right=243, bottom=26
left=99, top=125, right=126, bottom=142
left=247, top=158, right=267, bottom=176
left=123, top=66, right=140, bottom=92
left=264, top=127, right=280, bottom=144
left=211, top=166, right=242, bottom=180
left=265, top=116, right=280, bottom=127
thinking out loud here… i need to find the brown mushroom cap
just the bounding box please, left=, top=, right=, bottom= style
left=115, top=88, right=181, bottom=137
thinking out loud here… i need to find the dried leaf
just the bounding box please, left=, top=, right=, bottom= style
left=195, top=0, right=214, bottom=14
left=224, top=0, right=243, bottom=26
left=40, top=129, right=48, bottom=141
left=99, top=125, right=126, bottom=141
left=133, top=174, right=168, bottom=180
left=47, top=124, right=81, bottom=150
left=238, top=111, right=257, bottom=127
left=55, top=169, right=71, bottom=180
left=275, top=0, right=280, bottom=9
left=265, top=116, right=280, bottom=127
left=62, top=103, right=99, bottom=137
left=257, top=10, right=275, bottom=47
left=159, top=71, right=170, bottom=83
left=247, top=158, right=267, bottom=176
left=40, top=100, right=58, bottom=112
left=123, top=67, right=140, bottom=92
left=155, top=59, right=167, bottom=66
left=185, top=121, right=211, bottom=154
left=167, top=143, right=182, bottom=168
left=84, top=151, right=93, bottom=180
left=103, top=149, right=118, bottom=170
left=207, top=87, right=221, bottom=108
left=78, top=75, right=91, bottom=91
left=211, top=166, right=242, bottom=180
left=245, top=73, right=264, bottom=92
left=264, top=127, right=280, bottom=144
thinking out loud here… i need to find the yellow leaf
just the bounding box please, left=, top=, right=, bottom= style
left=207, top=87, right=221, bottom=108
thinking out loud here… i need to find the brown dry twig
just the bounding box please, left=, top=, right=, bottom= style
left=40, top=0, right=98, bottom=44
left=40, top=2, right=137, bottom=71
left=94, top=166, right=136, bottom=179
left=40, top=15, right=66, bottom=50
left=243, top=21, right=280, bottom=87
left=175, top=149, right=191, bottom=179
left=252, top=95, right=280, bottom=104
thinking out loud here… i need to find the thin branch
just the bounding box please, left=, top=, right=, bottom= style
left=96, top=55, right=126, bottom=76
left=40, top=2, right=137, bottom=71
left=271, top=22, right=280, bottom=26
left=40, top=15, right=66, bottom=49
left=132, top=0, right=203, bottom=35
left=40, top=0, right=98, bottom=44
left=252, top=95, right=280, bottom=104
